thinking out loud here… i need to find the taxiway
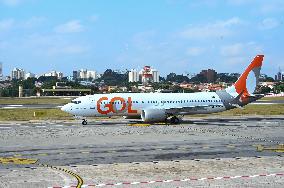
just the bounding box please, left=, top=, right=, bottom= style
left=0, top=116, right=283, bottom=187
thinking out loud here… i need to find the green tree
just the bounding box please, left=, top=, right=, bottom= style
left=166, top=73, right=190, bottom=83
left=260, top=86, right=271, bottom=94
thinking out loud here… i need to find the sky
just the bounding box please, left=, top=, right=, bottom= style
left=0, top=0, right=283, bottom=77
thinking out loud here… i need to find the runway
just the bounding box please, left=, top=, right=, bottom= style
left=0, top=116, right=283, bottom=187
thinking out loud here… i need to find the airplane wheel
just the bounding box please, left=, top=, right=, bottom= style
left=170, top=116, right=180, bottom=124
left=82, top=120, right=88, bottom=125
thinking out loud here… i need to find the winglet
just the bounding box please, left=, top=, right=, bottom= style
left=233, top=55, right=264, bottom=97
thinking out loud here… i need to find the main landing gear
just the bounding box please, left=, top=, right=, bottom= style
left=170, top=116, right=180, bottom=124
left=82, top=119, right=88, bottom=125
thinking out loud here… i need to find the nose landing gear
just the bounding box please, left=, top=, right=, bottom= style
left=82, top=119, right=88, bottom=125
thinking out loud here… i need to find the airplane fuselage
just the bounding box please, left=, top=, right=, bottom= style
left=62, top=92, right=232, bottom=117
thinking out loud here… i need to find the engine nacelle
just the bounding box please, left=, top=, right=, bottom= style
left=141, top=109, right=167, bottom=122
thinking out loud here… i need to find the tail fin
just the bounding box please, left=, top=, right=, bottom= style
left=226, top=55, right=264, bottom=97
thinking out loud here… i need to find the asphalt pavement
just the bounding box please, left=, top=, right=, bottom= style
left=0, top=116, right=283, bottom=187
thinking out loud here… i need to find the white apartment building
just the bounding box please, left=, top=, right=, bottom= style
left=129, top=66, right=159, bottom=83
left=128, top=69, right=139, bottom=82
left=43, top=71, right=64, bottom=79
left=11, top=68, right=25, bottom=80
left=79, top=69, right=88, bottom=79
left=151, top=69, right=159, bottom=83
left=77, top=69, right=97, bottom=80
left=87, top=70, right=97, bottom=80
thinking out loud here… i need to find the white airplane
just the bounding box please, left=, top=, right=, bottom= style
left=61, top=55, right=264, bottom=125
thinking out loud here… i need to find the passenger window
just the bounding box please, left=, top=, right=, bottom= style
left=71, top=101, right=81, bottom=104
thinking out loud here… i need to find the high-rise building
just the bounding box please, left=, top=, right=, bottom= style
left=0, top=62, right=2, bottom=81
left=128, top=69, right=139, bottom=82
left=152, top=69, right=159, bottom=83
left=87, top=70, right=97, bottom=80
left=79, top=69, right=88, bottom=80
left=129, top=66, right=160, bottom=83
left=57, top=72, right=64, bottom=79
left=200, top=69, right=217, bottom=83
left=75, top=69, right=97, bottom=80
left=73, top=71, right=79, bottom=80
left=11, top=68, right=25, bottom=80
left=275, top=68, right=283, bottom=81
left=140, top=66, right=152, bottom=83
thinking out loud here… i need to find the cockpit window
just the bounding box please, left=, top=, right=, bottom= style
left=71, top=100, right=81, bottom=104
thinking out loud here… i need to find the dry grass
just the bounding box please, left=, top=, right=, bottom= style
left=260, top=96, right=284, bottom=101
left=217, top=104, right=284, bottom=116
left=0, top=109, right=72, bottom=121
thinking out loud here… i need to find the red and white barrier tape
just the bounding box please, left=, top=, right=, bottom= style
left=49, top=172, right=284, bottom=188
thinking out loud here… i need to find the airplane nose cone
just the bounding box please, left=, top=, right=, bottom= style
left=61, top=104, right=69, bottom=113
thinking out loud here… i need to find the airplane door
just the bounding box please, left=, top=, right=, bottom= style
left=155, top=101, right=160, bottom=106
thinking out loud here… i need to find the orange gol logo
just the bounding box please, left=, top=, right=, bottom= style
left=97, top=97, right=138, bottom=115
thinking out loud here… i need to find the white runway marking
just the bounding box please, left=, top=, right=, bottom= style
left=253, top=103, right=275, bottom=105
left=54, top=125, right=63, bottom=127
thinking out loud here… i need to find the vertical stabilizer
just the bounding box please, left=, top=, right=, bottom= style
left=226, top=55, right=264, bottom=98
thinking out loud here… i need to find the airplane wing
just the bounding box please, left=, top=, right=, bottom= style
left=163, top=104, right=219, bottom=114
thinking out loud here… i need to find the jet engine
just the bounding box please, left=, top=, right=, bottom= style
left=141, top=109, right=167, bottom=122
